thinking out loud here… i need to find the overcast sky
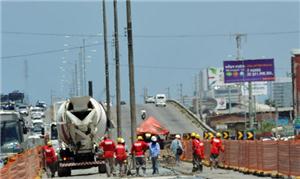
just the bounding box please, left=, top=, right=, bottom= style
left=1, top=0, right=299, bottom=104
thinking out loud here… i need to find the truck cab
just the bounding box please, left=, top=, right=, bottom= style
left=155, top=94, right=167, bottom=107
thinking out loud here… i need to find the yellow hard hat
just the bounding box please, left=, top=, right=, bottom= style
left=137, top=136, right=143, bottom=140
left=195, top=134, right=200, bottom=139
left=216, top=132, right=222, bottom=138
left=191, top=132, right=196, bottom=137
left=117, top=137, right=122, bottom=143
left=145, top=133, right=151, bottom=138
left=47, top=141, right=52, bottom=146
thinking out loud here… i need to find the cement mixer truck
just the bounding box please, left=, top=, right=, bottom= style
left=55, top=96, right=108, bottom=177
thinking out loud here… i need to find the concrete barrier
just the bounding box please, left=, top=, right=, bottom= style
left=167, top=99, right=215, bottom=133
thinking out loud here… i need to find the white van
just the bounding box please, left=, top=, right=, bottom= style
left=155, top=94, right=167, bottom=107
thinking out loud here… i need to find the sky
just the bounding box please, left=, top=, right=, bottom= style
left=1, top=0, right=300, bottom=105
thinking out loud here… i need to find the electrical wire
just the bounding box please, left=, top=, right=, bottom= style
left=1, top=42, right=102, bottom=59
left=2, top=30, right=300, bottom=39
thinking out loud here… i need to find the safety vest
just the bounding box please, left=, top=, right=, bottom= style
left=192, top=139, right=200, bottom=152
left=210, top=138, right=223, bottom=155
left=99, top=139, right=116, bottom=158
left=115, top=144, right=127, bottom=161
left=131, top=141, right=148, bottom=157
left=43, top=146, right=57, bottom=164
left=195, top=141, right=205, bottom=159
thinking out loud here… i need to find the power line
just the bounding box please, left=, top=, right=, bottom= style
left=2, top=31, right=103, bottom=38
left=2, top=30, right=300, bottom=39
left=1, top=42, right=103, bottom=60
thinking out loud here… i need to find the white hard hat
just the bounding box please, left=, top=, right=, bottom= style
left=151, top=136, right=157, bottom=142
left=175, top=134, right=181, bottom=139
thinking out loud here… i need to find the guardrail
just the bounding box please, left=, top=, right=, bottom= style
left=167, top=99, right=215, bottom=133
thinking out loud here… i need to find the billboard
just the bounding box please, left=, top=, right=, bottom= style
left=242, top=82, right=268, bottom=96
left=224, top=59, right=275, bottom=83
left=207, top=67, right=224, bottom=88
left=215, top=97, right=227, bottom=110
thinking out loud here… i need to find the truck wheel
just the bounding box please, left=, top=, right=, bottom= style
left=57, top=167, right=66, bottom=177
left=65, top=168, right=71, bottom=176
left=98, top=164, right=106, bottom=173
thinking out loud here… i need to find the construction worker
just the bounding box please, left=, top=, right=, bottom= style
left=170, top=134, right=183, bottom=166
left=43, top=141, right=57, bottom=178
left=131, top=135, right=148, bottom=176
left=144, top=133, right=152, bottom=161
left=115, top=137, right=128, bottom=177
left=195, top=134, right=204, bottom=172
left=210, top=132, right=224, bottom=170
left=99, top=134, right=116, bottom=177
left=191, top=132, right=199, bottom=172
left=149, top=136, right=160, bottom=175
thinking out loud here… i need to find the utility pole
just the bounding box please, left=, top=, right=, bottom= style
left=102, top=0, right=111, bottom=131
left=143, top=87, right=148, bottom=103
left=78, top=47, right=84, bottom=96
left=88, top=81, right=93, bottom=97
left=74, top=63, right=79, bottom=96
left=83, top=39, right=87, bottom=96
left=179, top=83, right=183, bottom=104
left=198, top=72, right=204, bottom=119
left=166, top=87, right=170, bottom=99
left=126, top=0, right=137, bottom=147
left=114, top=0, right=122, bottom=138
left=24, top=60, right=29, bottom=104
left=194, top=75, right=199, bottom=118
left=234, top=33, right=252, bottom=128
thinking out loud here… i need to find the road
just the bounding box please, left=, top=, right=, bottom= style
left=40, top=102, right=272, bottom=178
left=110, top=102, right=204, bottom=146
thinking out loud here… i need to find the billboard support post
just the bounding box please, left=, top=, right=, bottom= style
left=248, top=81, right=254, bottom=129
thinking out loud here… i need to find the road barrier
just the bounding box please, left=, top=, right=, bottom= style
left=180, top=139, right=300, bottom=177
left=0, top=146, right=43, bottom=179
left=167, top=100, right=215, bottom=133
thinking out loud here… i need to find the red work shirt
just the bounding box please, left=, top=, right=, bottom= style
left=99, top=139, right=116, bottom=158
left=195, top=140, right=205, bottom=159
left=210, top=138, right=223, bottom=155
left=43, top=145, right=57, bottom=164
left=115, top=144, right=127, bottom=161
left=192, top=138, right=199, bottom=152
left=131, top=140, right=148, bottom=157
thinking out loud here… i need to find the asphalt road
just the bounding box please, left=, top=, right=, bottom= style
left=110, top=102, right=204, bottom=146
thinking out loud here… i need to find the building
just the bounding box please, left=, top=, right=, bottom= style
left=271, top=78, right=292, bottom=108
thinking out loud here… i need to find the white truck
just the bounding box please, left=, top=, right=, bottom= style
left=56, top=96, right=108, bottom=177
left=155, top=94, right=167, bottom=107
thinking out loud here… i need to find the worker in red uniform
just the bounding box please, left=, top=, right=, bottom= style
left=131, top=136, right=148, bottom=176
left=210, top=132, right=224, bottom=170
left=195, top=134, right=204, bottom=172
left=115, top=137, right=128, bottom=177
left=191, top=132, right=199, bottom=172
left=99, top=134, right=116, bottom=177
left=43, top=141, right=57, bottom=178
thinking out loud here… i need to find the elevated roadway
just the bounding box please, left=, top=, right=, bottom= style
left=110, top=100, right=213, bottom=146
